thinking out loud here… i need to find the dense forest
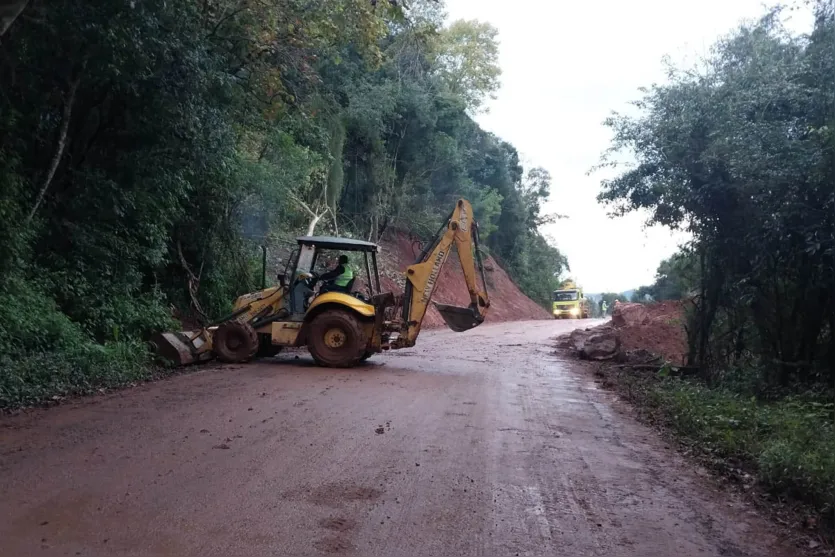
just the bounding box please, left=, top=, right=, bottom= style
left=601, top=2, right=835, bottom=521
left=0, top=0, right=567, bottom=407
left=602, top=3, right=834, bottom=391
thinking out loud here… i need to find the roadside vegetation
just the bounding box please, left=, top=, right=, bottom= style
left=609, top=369, right=835, bottom=529
left=0, top=0, right=567, bottom=408
left=600, top=2, right=835, bottom=532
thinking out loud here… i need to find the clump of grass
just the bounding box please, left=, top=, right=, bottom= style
left=617, top=370, right=835, bottom=520
left=0, top=341, right=155, bottom=408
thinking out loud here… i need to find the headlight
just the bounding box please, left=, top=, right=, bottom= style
left=570, top=307, right=580, bottom=315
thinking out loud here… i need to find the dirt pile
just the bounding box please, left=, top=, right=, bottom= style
left=558, top=300, right=688, bottom=365
left=376, top=231, right=551, bottom=328
left=611, top=302, right=649, bottom=328
left=613, top=300, right=688, bottom=365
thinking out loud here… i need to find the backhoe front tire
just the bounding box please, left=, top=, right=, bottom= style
left=214, top=321, right=259, bottom=363
left=308, top=310, right=367, bottom=368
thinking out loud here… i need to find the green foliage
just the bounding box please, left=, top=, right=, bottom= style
left=0, top=341, right=152, bottom=409
left=331, top=8, right=565, bottom=305
left=599, top=4, right=835, bottom=386
left=0, top=0, right=567, bottom=406
left=630, top=287, right=652, bottom=303
left=432, top=19, right=502, bottom=113
left=600, top=8, right=835, bottom=516
left=510, top=233, right=569, bottom=307
left=634, top=250, right=700, bottom=303
left=630, top=376, right=835, bottom=515
left=0, top=276, right=157, bottom=408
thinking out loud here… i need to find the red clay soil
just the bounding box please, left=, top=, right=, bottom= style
left=375, top=231, right=551, bottom=328
left=612, top=300, right=689, bottom=365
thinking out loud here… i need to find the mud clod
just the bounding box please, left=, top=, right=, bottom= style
left=319, top=517, right=356, bottom=532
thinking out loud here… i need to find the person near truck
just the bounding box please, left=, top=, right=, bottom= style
left=319, top=254, right=353, bottom=293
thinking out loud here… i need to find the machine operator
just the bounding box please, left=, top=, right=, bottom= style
left=319, top=254, right=354, bottom=293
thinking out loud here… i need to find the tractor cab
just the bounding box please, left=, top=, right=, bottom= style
left=279, top=236, right=383, bottom=318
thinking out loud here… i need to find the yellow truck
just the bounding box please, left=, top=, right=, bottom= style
left=552, top=281, right=590, bottom=319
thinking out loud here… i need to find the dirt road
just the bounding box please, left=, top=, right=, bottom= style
left=1, top=320, right=794, bottom=557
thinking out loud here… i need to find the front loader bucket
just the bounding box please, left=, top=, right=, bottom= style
left=434, top=303, right=485, bottom=333
left=149, top=330, right=214, bottom=366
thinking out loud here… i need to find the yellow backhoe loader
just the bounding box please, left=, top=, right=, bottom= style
left=150, top=199, right=490, bottom=368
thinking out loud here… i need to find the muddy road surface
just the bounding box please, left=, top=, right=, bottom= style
left=1, top=320, right=794, bottom=557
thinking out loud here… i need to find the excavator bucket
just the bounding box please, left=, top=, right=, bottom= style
left=149, top=329, right=214, bottom=366
left=433, top=302, right=485, bottom=333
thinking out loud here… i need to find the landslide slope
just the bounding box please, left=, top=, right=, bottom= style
left=375, top=231, right=551, bottom=328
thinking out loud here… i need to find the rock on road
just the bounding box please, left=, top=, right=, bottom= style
left=0, top=320, right=794, bottom=557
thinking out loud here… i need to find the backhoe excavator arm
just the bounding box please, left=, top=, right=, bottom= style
left=400, top=199, right=490, bottom=345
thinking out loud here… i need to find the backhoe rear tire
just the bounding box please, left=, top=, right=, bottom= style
left=214, top=321, right=259, bottom=363
left=308, top=310, right=367, bottom=368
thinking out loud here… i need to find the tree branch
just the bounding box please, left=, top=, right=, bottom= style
left=206, top=0, right=247, bottom=38
left=288, top=192, right=317, bottom=218
left=329, top=205, right=339, bottom=236
left=288, top=191, right=328, bottom=236
left=26, top=71, right=81, bottom=224
left=0, top=0, right=29, bottom=37
left=177, top=240, right=208, bottom=322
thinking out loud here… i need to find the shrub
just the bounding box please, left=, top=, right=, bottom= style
left=0, top=276, right=157, bottom=408
left=645, top=378, right=835, bottom=515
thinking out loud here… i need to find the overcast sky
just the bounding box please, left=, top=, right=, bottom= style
left=443, top=0, right=815, bottom=293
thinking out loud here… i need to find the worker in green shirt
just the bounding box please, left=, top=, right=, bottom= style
left=320, top=254, right=354, bottom=293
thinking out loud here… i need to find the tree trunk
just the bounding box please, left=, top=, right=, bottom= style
left=0, top=0, right=29, bottom=37
left=329, top=207, right=339, bottom=237
left=377, top=214, right=389, bottom=241
left=687, top=247, right=707, bottom=366
left=829, top=311, right=835, bottom=391
left=27, top=74, right=81, bottom=224
left=177, top=241, right=208, bottom=323
left=306, top=213, right=322, bottom=236
left=291, top=195, right=327, bottom=237
left=733, top=320, right=746, bottom=363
